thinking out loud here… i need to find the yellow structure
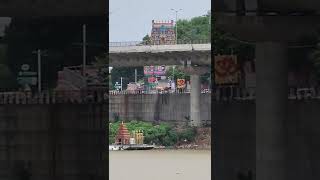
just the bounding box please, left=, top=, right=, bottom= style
left=131, top=130, right=144, bottom=144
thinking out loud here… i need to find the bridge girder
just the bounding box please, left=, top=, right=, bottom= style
left=109, top=52, right=211, bottom=67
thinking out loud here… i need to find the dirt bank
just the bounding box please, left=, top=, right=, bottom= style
left=175, top=127, right=211, bottom=150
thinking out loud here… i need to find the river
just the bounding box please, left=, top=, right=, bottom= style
left=109, top=150, right=211, bottom=180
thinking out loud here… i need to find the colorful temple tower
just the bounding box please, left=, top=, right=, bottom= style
left=114, top=122, right=130, bottom=145
left=150, top=20, right=176, bottom=45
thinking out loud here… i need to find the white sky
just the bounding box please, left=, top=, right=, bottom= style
left=109, top=0, right=210, bottom=42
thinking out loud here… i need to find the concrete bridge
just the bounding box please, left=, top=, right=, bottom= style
left=109, top=42, right=211, bottom=127
left=109, top=42, right=211, bottom=67
left=0, top=0, right=106, bottom=16
left=213, top=1, right=320, bottom=180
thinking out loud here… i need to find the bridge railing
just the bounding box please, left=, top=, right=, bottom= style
left=109, top=39, right=211, bottom=47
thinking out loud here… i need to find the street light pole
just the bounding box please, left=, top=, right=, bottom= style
left=173, top=66, right=176, bottom=92
left=171, top=8, right=182, bottom=44
left=37, top=49, right=41, bottom=93
left=82, top=24, right=86, bottom=76
left=135, top=69, right=137, bottom=83
left=120, top=77, right=123, bottom=91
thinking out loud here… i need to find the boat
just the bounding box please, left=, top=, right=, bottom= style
left=122, top=144, right=155, bottom=150
left=109, top=144, right=124, bottom=151
left=109, top=122, right=155, bottom=151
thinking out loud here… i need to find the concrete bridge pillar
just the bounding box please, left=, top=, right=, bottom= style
left=183, top=66, right=209, bottom=127
left=190, top=74, right=201, bottom=127
left=256, top=42, right=288, bottom=180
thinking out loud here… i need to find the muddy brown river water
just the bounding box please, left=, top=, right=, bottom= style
left=109, top=150, right=211, bottom=180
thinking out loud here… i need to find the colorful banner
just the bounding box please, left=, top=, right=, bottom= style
left=148, top=76, right=157, bottom=83
left=177, top=79, right=186, bottom=89
left=144, top=65, right=166, bottom=76
left=214, top=55, right=239, bottom=84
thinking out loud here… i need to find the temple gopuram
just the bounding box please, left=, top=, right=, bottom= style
left=115, top=122, right=130, bottom=145
left=150, top=20, right=176, bottom=45
left=114, top=122, right=144, bottom=145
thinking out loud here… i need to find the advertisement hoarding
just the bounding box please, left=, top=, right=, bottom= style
left=177, top=79, right=186, bottom=89
left=214, top=55, right=239, bottom=84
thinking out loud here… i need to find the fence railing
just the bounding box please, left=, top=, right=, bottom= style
left=212, top=87, right=320, bottom=101
left=1, top=87, right=320, bottom=104
left=0, top=90, right=108, bottom=105
left=109, top=89, right=211, bottom=95
left=110, top=87, right=320, bottom=101
left=109, top=39, right=211, bottom=47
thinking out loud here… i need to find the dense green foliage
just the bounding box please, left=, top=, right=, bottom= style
left=176, top=13, right=210, bottom=41
left=166, top=66, right=189, bottom=80
left=109, top=120, right=196, bottom=146
left=142, top=34, right=151, bottom=44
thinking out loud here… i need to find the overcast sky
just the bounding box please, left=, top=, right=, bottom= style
left=109, top=0, right=210, bottom=42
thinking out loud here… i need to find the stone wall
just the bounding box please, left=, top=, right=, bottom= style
left=109, top=94, right=211, bottom=125
left=0, top=104, right=107, bottom=180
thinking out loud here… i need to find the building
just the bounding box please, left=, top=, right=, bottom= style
left=150, top=20, right=176, bottom=45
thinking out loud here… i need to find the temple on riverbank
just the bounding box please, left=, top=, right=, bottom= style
left=114, top=122, right=144, bottom=145
left=115, top=122, right=130, bottom=145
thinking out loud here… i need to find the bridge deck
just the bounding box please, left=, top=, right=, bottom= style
left=109, top=44, right=211, bottom=53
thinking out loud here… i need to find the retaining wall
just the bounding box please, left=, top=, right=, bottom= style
left=109, top=94, right=211, bottom=125
left=0, top=104, right=107, bottom=180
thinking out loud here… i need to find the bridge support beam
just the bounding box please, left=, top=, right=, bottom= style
left=190, top=74, right=201, bottom=127
left=256, top=42, right=288, bottom=180
left=183, top=66, right=209, bottom=127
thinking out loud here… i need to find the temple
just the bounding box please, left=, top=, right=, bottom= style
left=114, top=122, right=145, bottom=145
left=150, top=20, right=176, bottom=45
left=115, top=122, right=130, bottom=145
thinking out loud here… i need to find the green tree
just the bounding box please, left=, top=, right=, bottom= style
left=176, top=14, right=211, bottom=41
left=142, top=34, right=151, bottom=44
left=166, top=66, right=188, bottom=80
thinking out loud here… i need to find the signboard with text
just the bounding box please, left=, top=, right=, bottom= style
left=144, top=65, right=166, bottom=76
left=17, top=64, right=37, bottom=86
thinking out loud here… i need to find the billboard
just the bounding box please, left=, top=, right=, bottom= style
left=144, top=65, right=166, bottom=76
left=177, top=79, right=186, bottom=89
left=148, top=76, right=157, bottom=83
left=17, top=64, right=38, bottom=86
left=214, top=55, right=239, bottom=84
